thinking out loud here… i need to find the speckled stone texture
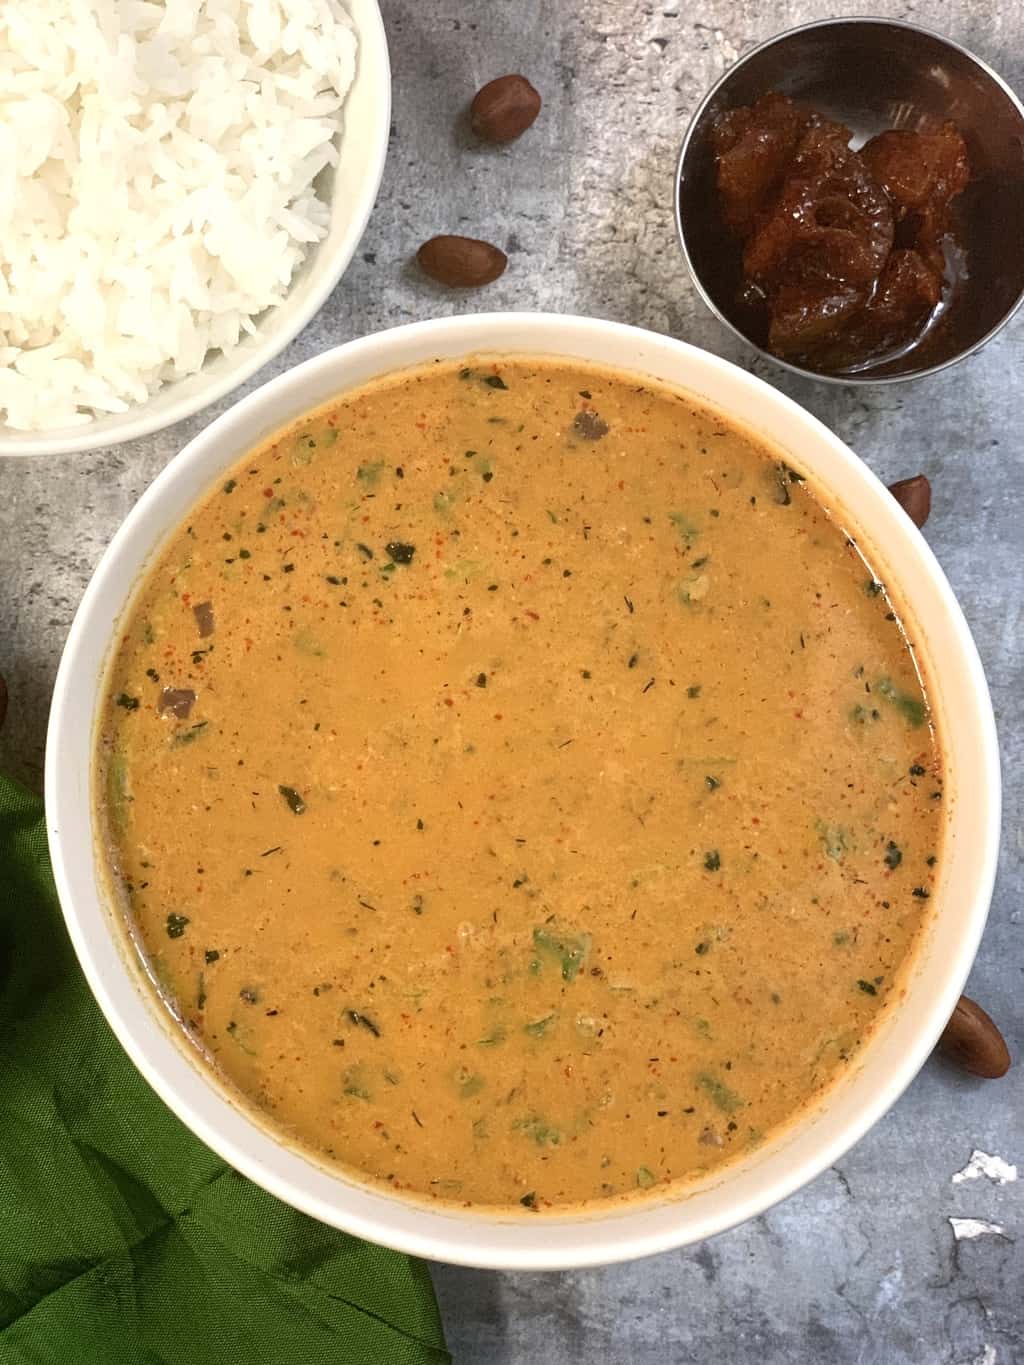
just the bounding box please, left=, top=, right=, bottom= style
left=1, top=1, right=1021, bottom=1361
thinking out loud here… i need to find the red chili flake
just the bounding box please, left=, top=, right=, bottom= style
left=262, top=487, right=273, bottom=498
left=525, top=610, right=540, bottom=621
left=618, top=480, right=625, bottom=490
left=443, top=697, right=454, bottom=707
left=493, top=713, right=503, bottom=720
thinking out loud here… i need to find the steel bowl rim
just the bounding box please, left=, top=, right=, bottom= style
left=673, top=14, right=1024, bottom=386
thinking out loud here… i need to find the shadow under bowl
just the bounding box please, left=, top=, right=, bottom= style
left=676, top=17, right=1024, bottom=384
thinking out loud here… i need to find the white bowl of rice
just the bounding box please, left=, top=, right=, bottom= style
left=0, top=0, right=390, bottom=456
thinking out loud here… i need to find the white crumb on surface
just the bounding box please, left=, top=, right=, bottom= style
left=952, top=1150, right=1018, bottom=1185
left=948, top=1217, right=1008, bottom=1241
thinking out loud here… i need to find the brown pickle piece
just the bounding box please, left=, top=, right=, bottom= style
left=711, top=93, right=971, bottom=372
left=812, top=250, right=942, bottom=369
left=711, top=92, right=812, bottom=235
left=768, top=284, right=864, bottom=357
left=861, top=124, right=970, bottom=275
left=744, top=122, right=894, bottom=293
left=860, top=124, right=969, bottom=224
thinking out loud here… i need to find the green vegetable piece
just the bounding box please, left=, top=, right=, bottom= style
left=356, top=460, right=385, bottom=486
left=636, top=1166, right=657, bottom=1189
left=225, top=1020, right=256, bottom=1055
left=524, top=1013, right=556, bottom=1038
left=343, top=1065, right=372, bottom=1100
left=346, top=1008, right=381, bottom=1037
left=516, top=1115, right=561, bottom=1146
left=669, top=512, right=700, bottom=546
left=857, top=979, right=877, bottom=996
left=222, top=478, right=237, bottom=494
left=278, top=785, right=306, bottom=815
left=476, top=1028, right=507, bottom=1047
left=532, top=924, right=592, bottom=982
left=817, top=823, right=849, bottom=861
left=166, top=913, right=189, bottom=939
left=703, top=850, right=721, bottom=872
left=456, top=1070, right=485, bottom=1099
left=385, top=541, right=416, bottom=565
left=697, top=1072, right=743, bottom=1113
left=884, top=841, right=902, bottom=870
left=106, top=751, right=131, bottom=833
left=116, top=693, right=139, bottom=711
left=520, top=1192, right=537, bottom=1209
left=172, top=721, right=209, bottom=747
left=876, top=677, right=927, bottom=728
left=293, top=631, right=327, bottom=657
left=483, top=374, right=508, bottom=390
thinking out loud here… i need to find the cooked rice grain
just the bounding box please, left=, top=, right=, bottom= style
left=0, top=0, right=357, bottom=430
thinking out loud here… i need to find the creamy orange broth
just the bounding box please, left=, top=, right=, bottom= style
left=98, top=358, right=943, bottom=1211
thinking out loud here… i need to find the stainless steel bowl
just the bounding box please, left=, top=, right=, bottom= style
left=675, top=17, right=1024, bottom=384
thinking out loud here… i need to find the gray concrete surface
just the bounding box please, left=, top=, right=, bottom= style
left=1, top=1, right=1021, bottom=1361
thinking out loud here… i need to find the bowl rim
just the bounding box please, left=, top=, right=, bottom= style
left=673, top=14, right=1024, bottom=386
left=0, top=0, right=391, bottom=457
left=45, top=312, right=1002, bottom=1269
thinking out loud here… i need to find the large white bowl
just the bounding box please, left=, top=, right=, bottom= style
left=1, top=0, right=390, bottom=458
left=46, top=314, right=1001, bottom=1270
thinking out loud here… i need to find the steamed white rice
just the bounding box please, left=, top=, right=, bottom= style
left=0, top=0, right=357, bottom=431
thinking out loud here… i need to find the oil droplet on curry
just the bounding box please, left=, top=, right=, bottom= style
left=99, top=359, right=944, bottom=1211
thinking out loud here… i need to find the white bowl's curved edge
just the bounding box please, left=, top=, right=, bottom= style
left=45, top=313, right=1002, bottom=1270
left=0, top=0, right=391, bottom=458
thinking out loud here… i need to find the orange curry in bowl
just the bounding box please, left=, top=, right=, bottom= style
left=97, top=357, right=943, bottom=1211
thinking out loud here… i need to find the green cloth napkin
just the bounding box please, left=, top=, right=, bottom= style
left=0, top=772, right=450, bottom=1365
